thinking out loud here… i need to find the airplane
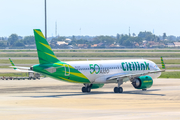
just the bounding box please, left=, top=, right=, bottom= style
left=10, top=29, right=166, bottom=93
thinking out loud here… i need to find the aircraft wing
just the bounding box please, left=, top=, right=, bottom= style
left=106, top=69, right=164, bottom=81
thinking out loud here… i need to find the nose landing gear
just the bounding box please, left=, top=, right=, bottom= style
left=114, top=87, right=123, bottom=93
left=82, top=86, right=91, bottom=92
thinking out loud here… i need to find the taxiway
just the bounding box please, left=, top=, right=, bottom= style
left=0, top=78, right=180, bottom=120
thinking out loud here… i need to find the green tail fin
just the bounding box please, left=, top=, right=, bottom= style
left=9, top=58, right=17, bottom=70
left=33, top=29, right=60, bottom=64
left=161, top=57, right=166, bottom=69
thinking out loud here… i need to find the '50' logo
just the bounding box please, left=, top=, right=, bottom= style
left=89, top=64, right=100, bottom=74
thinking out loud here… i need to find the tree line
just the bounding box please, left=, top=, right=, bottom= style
left=0, top=34, right=35, bottom=48
left=0, top=31, right=179, bottom=48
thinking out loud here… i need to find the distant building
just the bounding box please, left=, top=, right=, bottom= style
left=166, top=43, right=175, bottom=47
left=142, top=40, right=147, bottom=44
left=56, top=41, right=68, bottom=46
left=139, top=44, right=145, bottom=48
left=97, top=43, right=104, bottom=47
left=109, top=44, right=116, bottom=47
left=150, top=44, right=159, bottom=48
left=91, top=44, right=98, bottom=48
left=148, top=41, right=158, bottom=48
left=158, top=43, right=165, bottom=47
left=148, top=41, right=156, bottom=44
left=65, top=38, right=72, bottom=43
left=109, top=44, right=120, bottom=48
left=134, top=43, right=139, bottom=47
left=68, top=45, right=73, bottom=49
left=25, top=44, right=36, bottom=48
left=150, top=42, right=165, bottom=48
left=77, top=44, right=87, bottom=48
left=173, top=42, right=180, bottom=47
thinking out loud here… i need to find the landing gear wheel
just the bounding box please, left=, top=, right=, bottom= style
left=119, top=87, right=123, bottom=93
left=82, top=87, right=87, bottom=92
left=114, top=87, right=118, bottom=93
left=114, top=87, right=123, bottom=93
left=87, top=87, right=91, bottom=92
left=82, top=86, right=91, bottom=93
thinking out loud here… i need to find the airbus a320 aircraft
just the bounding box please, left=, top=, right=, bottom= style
left=10, top=29, right=166, bottom=93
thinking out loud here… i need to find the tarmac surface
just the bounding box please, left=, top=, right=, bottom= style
left=0, top=78, right=180, bottom=120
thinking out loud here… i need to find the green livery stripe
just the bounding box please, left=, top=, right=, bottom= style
left=9, top=58, right=17, bottom=70
left=39, top=42, right=52, bottom=51
left=58, top=77, right=82, bottom=83
left=54, top=63, right=74, bottom=69
left=161, top=57, right=166, bottom=69
left=35, top=30, right=45, bottom=39
left=44, top=52, right=58, bottom=59
left=33, top=29, right=60, bottom=64
left=67, top=72, right=88, bottom=79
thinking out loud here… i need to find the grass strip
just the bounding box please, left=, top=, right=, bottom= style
left=0, top=58, right=180, bottom=65
left=0, top=73, right=28, bottom=77
left=2, top=53, right=180, bottom=57
left=159, top=71, right=180, bottom=78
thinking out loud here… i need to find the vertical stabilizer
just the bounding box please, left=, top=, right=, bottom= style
left=33, top=29, right=60, bottom=64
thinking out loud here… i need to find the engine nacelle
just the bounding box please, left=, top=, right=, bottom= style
left=91, top=84, right=104, bottom=89
left=132, top=75, right=153, bottom=89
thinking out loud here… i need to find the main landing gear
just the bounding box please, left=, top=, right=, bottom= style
left=82, top=84, right=92, bottom=93
left=114, top=87, right=123, bottom=93
left=114, top=79, right=123, bottom=93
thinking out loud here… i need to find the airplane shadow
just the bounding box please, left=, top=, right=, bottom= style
left=123, top=89, right=165, bottom=96
left=17, top=89, right=165, bottom=98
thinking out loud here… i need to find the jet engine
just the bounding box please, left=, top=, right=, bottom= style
left=132, top=75, right=153, bottom=89
left=91, top=84, right=104, bottom=89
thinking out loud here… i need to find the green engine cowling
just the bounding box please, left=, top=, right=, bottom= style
left=132, top=75, right=153, bottom=89
left=91, top=84, right=104, bottom=89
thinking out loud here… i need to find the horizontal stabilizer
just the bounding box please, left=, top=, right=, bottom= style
left=9, top=66, right=31, bottom=70
left=15, top=69, right=34, bottom=73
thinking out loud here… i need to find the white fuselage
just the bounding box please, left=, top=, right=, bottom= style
left=66, top=59, right=161, bottom=84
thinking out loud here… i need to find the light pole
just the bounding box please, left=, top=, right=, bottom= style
left=45, top=0, right=47, bottom=39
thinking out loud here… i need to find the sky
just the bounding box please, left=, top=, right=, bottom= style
left=1, top=0, right=180, bottom=37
